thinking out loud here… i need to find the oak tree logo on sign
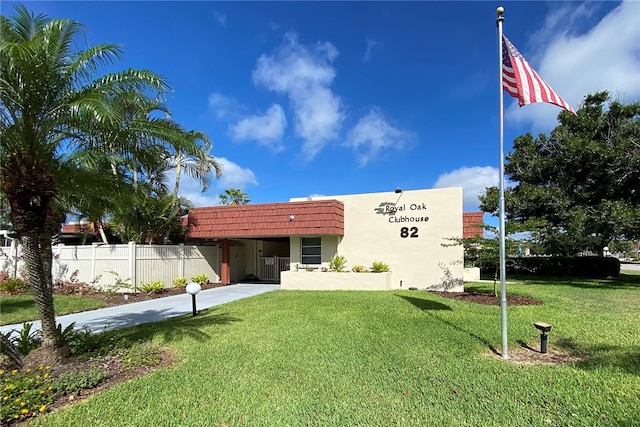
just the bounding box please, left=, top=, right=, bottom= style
left=374, top=202, right=399, bottom=216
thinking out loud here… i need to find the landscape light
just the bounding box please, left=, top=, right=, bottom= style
left=533, top=322, right=552, bottom=354
left=186, top=282, right=202, bottom=316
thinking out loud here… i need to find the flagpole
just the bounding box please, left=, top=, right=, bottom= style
left=496, top=6, right=509, bottom=359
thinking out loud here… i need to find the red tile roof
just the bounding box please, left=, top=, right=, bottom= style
left=463, top=211, right=484, bottom=238
left=187, top=200, right=345, bottom=239
left=60, top=222, right=96, bottom=233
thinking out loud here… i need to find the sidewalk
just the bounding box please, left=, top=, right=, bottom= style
left=1, top=283, right=280, bottom=337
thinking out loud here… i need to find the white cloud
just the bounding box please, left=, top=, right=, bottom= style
left=252, top=32, right=345, bottom=159
left=214, top=11, right=226, bottom=26
left=346, top=108, right=409, bottom=166
left=507, top=0, right=640, bottom=132
left=208, top=92, right=243, bottom=121
left=433, top=166, right=499, bottom=211
left=176, top=157, right=258, bottom=207
left=168, top=158, right=256, bottom=207
left=162, top=168, right=215, bottom=208
left=229, top=104, right=287, bottom=150
left=182, top=190, right=220, bottom=208
left=363, top=38, right=377, bottom=62
left=268, top=21, right=280, bottom=31
left=216, top=157, right=258, bottom=189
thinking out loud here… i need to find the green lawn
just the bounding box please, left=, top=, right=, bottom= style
left=0, top=295, right=106, bottom=326
left=26, top=275, right=639, bottom=426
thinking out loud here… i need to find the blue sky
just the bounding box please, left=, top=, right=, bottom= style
left=5, top=1, right=640, bottom=216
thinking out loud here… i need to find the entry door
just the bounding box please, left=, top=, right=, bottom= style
left=230, top=245, right=245, bottom=283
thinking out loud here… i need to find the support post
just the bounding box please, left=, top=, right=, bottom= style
left=221, top=239, right=231, bottom=285
left=128, top=241, right=137, bottom=293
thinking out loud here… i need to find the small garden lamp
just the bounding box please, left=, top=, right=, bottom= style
left=533, top=322, right=552, bottom=354
left=186, top=282, right=202, bottom=316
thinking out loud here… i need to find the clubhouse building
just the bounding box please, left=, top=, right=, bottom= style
left=187, top=187, right=480, bottom=292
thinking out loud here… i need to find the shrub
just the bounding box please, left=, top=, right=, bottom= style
left=352, top=265, right=368, bottom=273
left=11, top=323, right=42, bottom=355
left=477, top=256, right=621, bottom=278
left=51, top=368, right=109, bottom=395
left=63, top=326, right=104, bottom=356
left=191, top=274, right=209, bottom=286
left=0, top=366, right=55, bottom=424
left=173, top=276, right=188, bottom=288
left=0, top=277, right=27, bottom=294
left=140, top=281, right=165, bottom=295
left=371, top=261, right=390, bottom=273
left=329, top=255, right=347, bottom=272
left=53, top=281, right=93, bottom=295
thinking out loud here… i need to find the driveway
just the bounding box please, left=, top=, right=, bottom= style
left=1, top=283, right=280, bottom=338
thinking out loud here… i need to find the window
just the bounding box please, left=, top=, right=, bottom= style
left=301, top=237, right=321, bottom=265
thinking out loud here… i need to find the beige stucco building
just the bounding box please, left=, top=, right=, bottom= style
left=187, top=187, right=466, bottom=292
left=285, top=187, right=463, bottom=291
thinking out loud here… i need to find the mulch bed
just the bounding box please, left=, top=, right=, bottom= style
left=67, top=282, right=227, bottom=307
left=429, top=291, right=543, bottom=306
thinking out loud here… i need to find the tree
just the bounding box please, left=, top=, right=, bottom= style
left=444, top=223, right=521, bottom=296
left=64, top=84, right=217, bottom=246
left=219, top=188, right=250, bottom=205
left=170, top=130, right=221, bottom=198
left=110, top=185, right=192, bottom=244
left=480, top=92, right=640, bottom=256
left=0, top=5, right=169, bottom=363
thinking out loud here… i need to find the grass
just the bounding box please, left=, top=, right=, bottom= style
left=18, top=274, right=640, bottom=426
left=0, top=295, right=105, bottom=326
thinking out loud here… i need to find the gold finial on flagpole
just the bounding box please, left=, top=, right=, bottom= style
left=496, top=6, right=504, bottom=16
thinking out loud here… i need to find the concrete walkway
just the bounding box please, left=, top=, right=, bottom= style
left=1, top=283, right=280, bottom=337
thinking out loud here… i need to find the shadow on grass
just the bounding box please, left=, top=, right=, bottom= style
left=90, top=307, right=241, bottom=345
left=555, top=336, right=640, bottom=375
left=0, top=297, right=35, bottom=316
left=516, top=339, right=539, bottom=352
left=397, top=294, right=452, bottom=311
left=397, top=293, right=499, bottom=355
left=507, top=273, right=640, bottom=290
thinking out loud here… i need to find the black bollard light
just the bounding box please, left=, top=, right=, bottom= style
left=533, top=322, right=552, bottom=354
left=186, top=282, right=202, bottom=316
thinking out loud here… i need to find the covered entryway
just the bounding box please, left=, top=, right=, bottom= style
left=259, top=256, right=290, bottom=281
left=256, top=237, right=290, bottom=282
left=186, top=200, right=345, bottom=285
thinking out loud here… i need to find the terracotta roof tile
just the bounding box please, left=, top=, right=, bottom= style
left=187, top=200, right=345, bottom=239
left=463, top=212, right=484, bottom=238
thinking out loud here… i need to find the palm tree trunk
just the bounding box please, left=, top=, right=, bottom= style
left=173, top=154, right=183, bottom=198
left=20, top=235, right=60, bottom=348
left=40, top=234, right=54, bottom=290
left=0, top=333, right=23, bottom=367
left=98, top=222, right=109, bottom=244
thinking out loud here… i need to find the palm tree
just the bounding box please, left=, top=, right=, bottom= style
left=0, top=5, right=169, bottom=363
left=110, top=184, right=193, bottom=244
left=171, top=130, right=222, bottom=198
left=219, top=188, right=251, bottom=205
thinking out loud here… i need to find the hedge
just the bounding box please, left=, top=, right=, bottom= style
left=475, top=256, right=620, bottom=278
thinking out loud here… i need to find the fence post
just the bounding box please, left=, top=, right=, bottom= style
left=91, top=243, right=96, bottom=280
left=56, top=243, right=64, bottom=283
left=179, top=243, right=185, bottom=279
left=128, top=241, right=137, bottom=292
left=11, top=238, right=18, bottom=277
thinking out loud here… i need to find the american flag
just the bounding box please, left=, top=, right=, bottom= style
left=502, top=35, right=575, bottom=114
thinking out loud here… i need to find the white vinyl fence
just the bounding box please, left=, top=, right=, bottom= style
left=1, top=243, right=221, bottom=291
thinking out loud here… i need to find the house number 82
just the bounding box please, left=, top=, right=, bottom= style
left=400, top=227, right=418, bottom=238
